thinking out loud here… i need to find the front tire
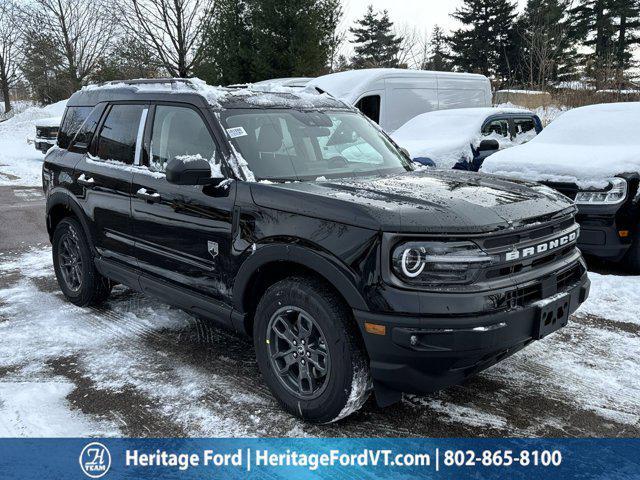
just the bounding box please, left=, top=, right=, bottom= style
left=254, top=276, right=371, bottom=423
left=52, top=218, right=112, bottom=307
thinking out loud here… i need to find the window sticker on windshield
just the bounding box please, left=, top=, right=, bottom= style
left=226, top=127, right=247, bottom=138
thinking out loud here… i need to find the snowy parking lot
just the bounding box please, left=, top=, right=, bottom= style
left=0, top=184, right=638, bottom=437
left=0, top=104, right=639, bottom=437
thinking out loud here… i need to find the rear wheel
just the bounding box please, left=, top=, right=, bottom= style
left=254, top=276, right=371, bottom=423
left=52, top=218, right=112, bottom=307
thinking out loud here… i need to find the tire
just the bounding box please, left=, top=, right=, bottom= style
left=52, top=217, right=112, bottom=307
left=624, top=229, right=640, bottom=274
left=254, top=275, right=371, bottom=423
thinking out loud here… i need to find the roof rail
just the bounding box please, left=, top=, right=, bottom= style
left=104, top=78, right=196, bottom=90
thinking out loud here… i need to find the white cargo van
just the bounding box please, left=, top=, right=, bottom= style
left=309, top=68, right=492, bottom=133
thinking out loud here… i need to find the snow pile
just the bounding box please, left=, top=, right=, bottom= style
left=482, top=102, right=640, bottom=183
left=0, top=99, right=67, bottom=187
left=391, top=107, right=531, bottom=169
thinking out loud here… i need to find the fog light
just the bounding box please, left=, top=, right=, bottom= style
left=619, top=230, right=630, bottom=238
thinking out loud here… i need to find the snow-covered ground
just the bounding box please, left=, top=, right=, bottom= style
left=0, top=100, right=66, bottom=187
left=0, top=245, right=638, bottom=437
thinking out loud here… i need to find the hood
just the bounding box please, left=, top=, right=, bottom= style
left=482, top=142, right=640, bottom=186
left=250, top=170, right=575, bottom=234
left=35, top=116, right=62, bottom=128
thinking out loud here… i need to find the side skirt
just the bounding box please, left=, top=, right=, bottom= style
left=94, top=257, right=235, bottom=331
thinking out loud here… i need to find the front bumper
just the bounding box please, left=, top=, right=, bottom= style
left=35, top=139, right=56, bottom=153
left=577, top=213, right=634, bottom=261
left=354, top=268, right=590, bottom=400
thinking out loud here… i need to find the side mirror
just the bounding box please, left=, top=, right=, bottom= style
left=478, top=139, right=500, bottom=152
left=165, top=156, right=218, bottom=185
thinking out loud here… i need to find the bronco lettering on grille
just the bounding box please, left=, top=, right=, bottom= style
left=505, top=231, right=578, bottom=262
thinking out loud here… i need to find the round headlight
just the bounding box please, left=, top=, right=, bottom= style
left=401, top=247, right=426, bottom=277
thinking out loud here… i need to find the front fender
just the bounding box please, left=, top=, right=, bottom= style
left=232, top=243, right=370, bottom=314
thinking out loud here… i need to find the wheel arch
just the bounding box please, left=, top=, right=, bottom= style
left=46, top=191, right=96, bottom=253
left=232, top=244, right=369, bottom=336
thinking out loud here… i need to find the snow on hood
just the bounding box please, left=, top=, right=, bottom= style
left=35, top=116, right=62, bottom=128
left=391, top=107, right=531, bottom=169
left=482, top=102, right=640, bottom=183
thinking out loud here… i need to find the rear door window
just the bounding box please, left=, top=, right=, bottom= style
left=58, top=106, right=92, bottom=149
left=96, top=104, right=146, bottom=164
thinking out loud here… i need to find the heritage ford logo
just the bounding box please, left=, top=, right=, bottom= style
left=504, top=230, right=578, bottom=262
left=79, top=442, right=111, bottom=478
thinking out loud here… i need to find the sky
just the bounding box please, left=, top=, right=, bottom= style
left=341, top=0, right=527, bottom=36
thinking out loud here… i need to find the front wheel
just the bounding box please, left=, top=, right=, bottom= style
left=254, top=276, right=371, bottom=423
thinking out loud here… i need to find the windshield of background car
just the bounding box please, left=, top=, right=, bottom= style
left=219, top=109, right=413, bottom=181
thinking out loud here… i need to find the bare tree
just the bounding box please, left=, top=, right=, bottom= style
left=0, top=0, right=20, bottom=113
left=394, top=24, right=422, bottom=69
left=26, top=0, right=116, bottom=92
left=117, top=0, right=214, bottom=78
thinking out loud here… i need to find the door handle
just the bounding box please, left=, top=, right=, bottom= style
left=136, top=188, right=161, bottom=203
left=77, top=174, right=96, bottom=188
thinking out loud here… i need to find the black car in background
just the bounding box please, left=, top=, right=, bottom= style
left=481, top=102, right=640, bottom=272
left=43, top=79, right=590, bottom=422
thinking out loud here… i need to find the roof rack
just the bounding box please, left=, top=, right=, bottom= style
left=104, top=78, right=196, bottom=90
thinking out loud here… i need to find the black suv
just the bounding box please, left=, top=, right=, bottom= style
left=43, top=79, right=590, bottom=423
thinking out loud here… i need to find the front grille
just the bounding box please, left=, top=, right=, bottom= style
left=489, top=261, right=584, bottom=312
left=36, top=127, right=58, bottom=139
left=480, top=216, right=579, bottom=282
left=556, top=263, right=584, bottom=291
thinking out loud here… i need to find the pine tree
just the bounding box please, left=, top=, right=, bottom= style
left=569, top=0, right=617, bottom=88
left=349, top=5, right=403, bottom=68
left=423, top=26, right=452, bottom=71
left=517, top=0, right=578, bottom=87
left=250, top=0, right=342, bottom=80
left=196, top=0, right=253, bottom=85
left=611, top=0, right=640, bottom=76
left=448, top=0, right=520, bottom=84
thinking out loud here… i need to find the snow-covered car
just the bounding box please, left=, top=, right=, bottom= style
left=391, top=107, right=542, bottom=171
left=482, top=102, right=640, bottom=271
left=31, top=116, right=62, bottom=153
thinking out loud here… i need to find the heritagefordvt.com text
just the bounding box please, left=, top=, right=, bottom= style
left=126, top=449, right=432, bottom=472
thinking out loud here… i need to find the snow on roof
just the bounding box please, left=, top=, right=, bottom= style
left=481, top=102, right=640, bottom=182
left=391, top=107, right=533, bottom=168
left=310, top=68, right=488, bottom=104
left=80, top=77, right=342, bottom=110
left=253, top=77, right=314, bottom=88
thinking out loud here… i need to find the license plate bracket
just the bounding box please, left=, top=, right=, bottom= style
left=535, top=293, right=570, bottom=340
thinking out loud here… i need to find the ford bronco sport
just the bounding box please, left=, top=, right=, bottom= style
left=43, top=79, right=590, bottom=423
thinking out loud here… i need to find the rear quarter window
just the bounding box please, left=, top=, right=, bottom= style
left=58, top=106, right=93, bottom=149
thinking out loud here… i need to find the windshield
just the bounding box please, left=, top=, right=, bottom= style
left=219, top=109, right=413, bottom=181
